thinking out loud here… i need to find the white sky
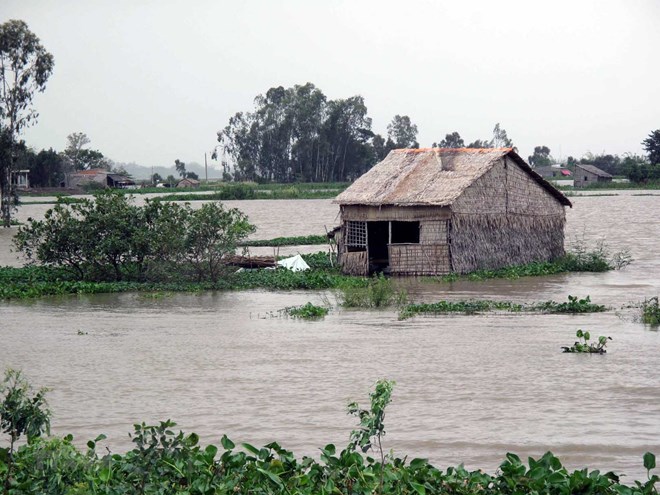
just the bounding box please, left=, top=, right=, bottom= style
left=3, top=0, right=660, bottom=169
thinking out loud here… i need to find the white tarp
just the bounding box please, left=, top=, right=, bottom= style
left=277, top=254, right=310, bottom=272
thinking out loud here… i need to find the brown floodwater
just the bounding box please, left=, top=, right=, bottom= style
left=1, top=191, right=659, bottom=480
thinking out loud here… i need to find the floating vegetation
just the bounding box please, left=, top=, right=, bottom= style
left=398, top=295, right=606, bottom=320
left=562, top=329, right=612, bottom=354
left=283, top=302, right=329, bottom=320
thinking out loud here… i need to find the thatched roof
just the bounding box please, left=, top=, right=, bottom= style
left=335, top=148, right=572, bottom=207
left=575, top=164, right=612, bottom=178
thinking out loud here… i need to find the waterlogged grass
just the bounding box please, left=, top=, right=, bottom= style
left=437, top=248, right=624, bottom=283
left=337, top=274, right=408, bottom=309
left=239, top=234, right=328, bottom=247
left=283, top=302, right=330, bottom=319
left=399, top=295, right=606, bottom=320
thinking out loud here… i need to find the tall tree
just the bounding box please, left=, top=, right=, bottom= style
left=216, top=83, right=379, bottom=182
left=642, top=129, right=660, bottom=164
left=435, top=132, right=464, bottom=148
left=175, top=159, right=187, bottom=178
left=0, top=20, right=54, bottom=227
left=491, top=123, right=513, bottom=148
left=528, top=146, right=552, bottom=167
left=386, top=115, right=419, bottom=149
left=62, top=132, right=110, bottom=172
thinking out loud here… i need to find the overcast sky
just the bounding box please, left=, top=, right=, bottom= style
left=4, top=0, right=660, bottom=169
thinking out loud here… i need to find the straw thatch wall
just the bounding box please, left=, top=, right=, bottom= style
left=389, top=244, right=450, bottom=275
left=340, top=251, right=368, bottom=276
left=450, top=157, right=566, bottom=273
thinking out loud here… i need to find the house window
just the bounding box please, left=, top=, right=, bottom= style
left=584, top=176, right=588, bottom=181
left=346, top=221, right=367, bottom=248
left=391, top=221, right=420, bottom=244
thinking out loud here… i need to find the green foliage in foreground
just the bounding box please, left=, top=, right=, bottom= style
left=283, top=302, right=329, bottom=319
left=562, top=329, right=612, bottom=354
left=641, top=297, right=660, bottom=326
left=398, top=295, right=606, bottom=320
left=239, top=234, right=328, bottom=247
left=2, top=375, right=660, bottom=495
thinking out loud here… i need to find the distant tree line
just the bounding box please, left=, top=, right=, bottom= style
left=214, top=83, right=421, bottom=182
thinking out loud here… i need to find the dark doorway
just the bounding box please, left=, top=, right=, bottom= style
left=367, top=221, right=389, bottom=272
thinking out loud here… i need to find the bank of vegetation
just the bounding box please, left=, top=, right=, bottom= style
left=398, top=295, right=606, bottom=320
left=1, top=372, right=659, bottom=495
left=0, top=191, right=633, bottom=301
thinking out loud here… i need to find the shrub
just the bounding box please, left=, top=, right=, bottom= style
left=13, top=191, right=255, bottom=283
left=641, top=297, right=660, bottom=325
left=337, top=274, right=407, bottom=309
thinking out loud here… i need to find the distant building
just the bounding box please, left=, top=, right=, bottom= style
left=574, top=164, right=612, bottom=188
left=67, top=169, right=135, bottom=189
left=535, top=165, right=571, bottom=179
left=11, top=170, right=30, bottom=189
left=176, top=178, right=201, bottom=188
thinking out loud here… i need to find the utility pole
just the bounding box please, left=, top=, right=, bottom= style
left=204, top=153, right=208, bottom=182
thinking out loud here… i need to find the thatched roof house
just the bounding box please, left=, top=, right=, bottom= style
left=574, top=164, right=612, bottom=188
left=333, top=148, right=572, bottom=276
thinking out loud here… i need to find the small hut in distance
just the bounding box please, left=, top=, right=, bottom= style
left=333, top=148, right=572, bottom=276
left=573, top=164, right=612, bottom=188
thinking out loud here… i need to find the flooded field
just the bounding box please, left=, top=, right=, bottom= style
left=1, top=192, right=659, bottom=479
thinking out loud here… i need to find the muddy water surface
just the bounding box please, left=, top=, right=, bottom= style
left=1, top=192, right=659, bottom=480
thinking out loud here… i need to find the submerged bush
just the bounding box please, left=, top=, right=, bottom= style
left=13, top=191, right=255, bottom=283
left=641, top=297, right=660, bottom=325
left=284, top=302, right=329, bottom=319
left=337, top=274, right=408, bottom=309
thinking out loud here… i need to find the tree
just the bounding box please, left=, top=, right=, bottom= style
left=466, top=139, right=491, bottom=148
left=386, top=115, right=419, bottom=149
left=528, top=146, right=552, bottom=167
left=27, top=148, right=63, bottom=187
left=174, top=159, right=187, bottom=178
left=435, top=132, right=464, bottom=148
left=151, top=172, right=163, bottom=184
left=62, top=132, right=110, bottom=172
left=642, top=129, right=660, bottom=164
left=14, top=192, right=256, bottom=283
left=0, top=20, right=54, bottom=227
left=491, top=123, right=513, bottom=148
